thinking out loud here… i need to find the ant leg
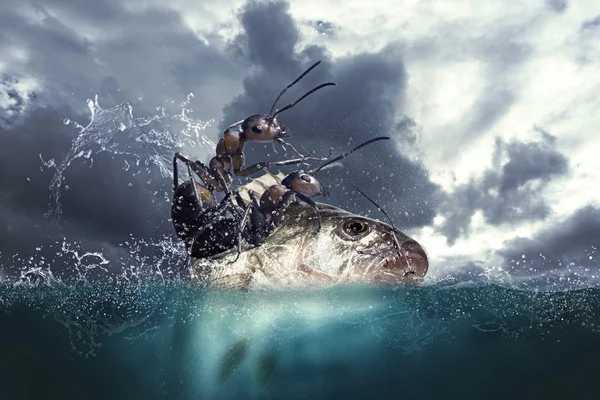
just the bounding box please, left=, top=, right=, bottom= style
left=275, top=138, right=334, bottom=161
left=233, top=189, right=246, bottom=209
left=233, top=154, right=330, bottom=178
left=274, top=138, right=307, bottom=158
left=294, top=192, right=322, bottom=234
left=229, top=191, right=265, bottom=264
left=174, top=152, right=221, bottom=192
left=248, top=191, right=267, bottom=246
left=186, top=165, right=203, bottom=206
left=173, top=153, right=180, bottom=192
left=229, top=203, right=252, bottom=264
left=215, top=169, right=231, bottom=196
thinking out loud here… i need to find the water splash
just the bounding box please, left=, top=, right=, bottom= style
left=41, top=93, right=215, bottom=221
left=12, top=234, right=187, bottom=287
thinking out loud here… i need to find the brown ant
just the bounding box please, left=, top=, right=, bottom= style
left=172, top=61, right=334, bottom=257
left=231, top=136, right=391, bottom=261
left=173, top=60, right=334, bottom=194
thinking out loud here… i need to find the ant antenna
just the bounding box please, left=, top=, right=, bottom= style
left=272, top=82, right=336, bottom=118
left=349, top=184, right=395, bottom=229
left=350, top=183, right=406, bottom=263
left=269, top=61, right=323, bottom=116
left=312, top=136, right=391, bottom=175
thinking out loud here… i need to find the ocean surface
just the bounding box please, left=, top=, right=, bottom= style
left=1, top=282, right=599, bottom=400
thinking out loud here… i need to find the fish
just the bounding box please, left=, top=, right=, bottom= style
left=188, top=171, right=429, bottom=290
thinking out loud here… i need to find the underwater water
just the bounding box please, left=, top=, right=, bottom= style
left=1, top=282, right=599, bottom=400
left=2, top=97, right=599, bottom=399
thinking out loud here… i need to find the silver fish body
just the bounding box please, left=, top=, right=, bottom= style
left=189, top=201, right=428, bottom=291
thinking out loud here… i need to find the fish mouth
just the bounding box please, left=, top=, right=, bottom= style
left=356, top=240, right=429, bottom=285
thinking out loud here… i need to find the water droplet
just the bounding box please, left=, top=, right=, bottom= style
left=138, top=96, right=143, bottom=102
left=521, top=254, right=526, bottom=259
left=63, top=118, right=71, bottom=125
left=26, top=177, right=31, bottom=181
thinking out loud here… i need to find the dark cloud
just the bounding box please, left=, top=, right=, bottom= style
left=0, top=106, right=174, bottom=277
left=440, top=128, right=569, bottom=244
left=219, top=1, right=441, bottom=228
left=0, top=0, right=442, bottom=282
left=546, top=0, right=568, bottom=13
left=0, top=0, right=252, bottom=277
left=309, top=20, right=336, bottom=36
left=499, top=205, right=600, bottom=280
left=0, top=0, right=243, bottom=123
left=582, top=15, right=600, bottom=31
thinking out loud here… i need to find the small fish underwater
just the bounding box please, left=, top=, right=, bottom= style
left=1, top=58, right=599, bottom=400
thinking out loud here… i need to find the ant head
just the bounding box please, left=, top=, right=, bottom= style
left=241, top=114, right=290, bottom=143
left=282, top=171, right=323, bottom=197
left=240, top=61, right=334, bottom=144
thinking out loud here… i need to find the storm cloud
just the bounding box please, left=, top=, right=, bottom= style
left=499, top=205, right=600, bottom=282
left=220, top=1, right=441, bottom=228
left=0, top=0, right=442, bottom=280
left=1, top=0, right=597, bottom=288
left=0, top=0, right=242, bottom=124
left=440, top=128, right=569, bottom=244
left=0, top=106, right=174, bottom=277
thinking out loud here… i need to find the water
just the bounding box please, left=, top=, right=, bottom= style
left=40, top=93, right=214, bottom=222
left=1, top=283, right=599, bottom=399
left=2, top=96, right=599, bottom=399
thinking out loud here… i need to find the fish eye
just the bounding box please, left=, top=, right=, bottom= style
left=300, top=174, right=311, bottom=182
left=342, top=219, right=369, bottom=237
left=251, top=125, right=262, bottom=133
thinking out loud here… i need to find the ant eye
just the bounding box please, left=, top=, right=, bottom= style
left=342, top=220, right=369, bottom=236
left=300, top=174, right=311, bottom=182
left=251, top=125, right=262, bottom=134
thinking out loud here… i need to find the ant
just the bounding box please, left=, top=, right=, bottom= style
left=231, top=136, right=391, bottom=261
left=172, top=61, right=334, bottom=258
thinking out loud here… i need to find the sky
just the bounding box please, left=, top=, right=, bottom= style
left=0, top=0, right=599, bottom=287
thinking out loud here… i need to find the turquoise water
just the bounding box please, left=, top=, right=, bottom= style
left=1, top=282, right=598, bottom=399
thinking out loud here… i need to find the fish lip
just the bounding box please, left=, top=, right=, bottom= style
left=354, top=250, right=426, bottom=285
left=355, top=238, right=429, bottom=284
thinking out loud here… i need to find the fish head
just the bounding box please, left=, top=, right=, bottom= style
left=287, top=204, right=429, bottom=285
